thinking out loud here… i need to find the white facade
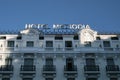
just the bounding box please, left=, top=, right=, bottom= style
left=0, top=24, right=120, bottom=80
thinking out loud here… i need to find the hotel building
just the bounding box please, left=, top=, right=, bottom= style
left=0, top=24, right=120, bottom=80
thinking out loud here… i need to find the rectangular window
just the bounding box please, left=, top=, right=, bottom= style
left=111, top=37, right=119, bottom=40
left=86, top=78, right=97, bottom=80
left=110, top=78, right=118, bottom=80
left=73, top=35, right=79, bottom=40
left=5, top=57, right=12, bottom=65
left=55, top=35, right=63, bottom=40
left=106, top=58, right=114, bottom=65
left=39, top=36, right=44, bottom=40
left=46, top=58, right=53, bottom=65
left=45, top=78, right=53, bottom=80
left=67, top=78, right=75, bottom=80
left=86, top=58, right=95, bottom=65
left=46, top=41, right=53, bottom=47
left=2, top=78, right=10, bottom=80
left=24, top=58, right=34, bottom=65
left=96, top=37, right=101, bottom=40
left=0, top=36, right=6, bottom=39
left=66, top=58, right=74, bottom=71
left=84, top=41, right=91, bottom=47
left=26, top=41, right=34, bottom=47
left=17, top=36, right=22, bottom=40
left=103, top=41, right=111, bottom=47
left=23, top=78, right=33, bottom=80
left=7, top=41, right=14, bottom=47
left=65, top=41, right=72, bottom=47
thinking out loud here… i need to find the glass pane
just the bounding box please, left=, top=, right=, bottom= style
left=26, top=41, right=34, bottom=47
left=46, top=41, right=53, bottom=47
left=46, top=58, right=53, bottom=65
left=106, top=58, right=114, bottom=65
left=2, top=78, right=10, bottom=80
left=7, top=41, right=14, bottom=47
left=24, top=58, right=33, bottom=65
left=86, top=58, right=95, bottom=65
left=103, top=41, right=111, bottom=47
left=23, top=78, right=32, bottom=80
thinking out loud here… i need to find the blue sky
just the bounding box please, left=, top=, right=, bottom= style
left=0, top=0, right=120, bottom=32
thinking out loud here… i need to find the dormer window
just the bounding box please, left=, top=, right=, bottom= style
left=73, top=35, right=79, bottom=40
left=96, top=37, right=101, bottom=40
left=55, top=35, right=63, bottom=40
left=17, top=36, right=22, bottom=40
left=39, top=36, right=44, bottom=40
left=0, top=36, right=6, bottom=39
left=111, top=37, right=119, bottom=40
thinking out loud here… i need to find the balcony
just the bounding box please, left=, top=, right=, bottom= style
left=3, top=46, right=120, bottom=53
left=20, top=65, right=36, bottom=77
left=64, top=65, right=77, bottom=77
left=42, top=65, right=56, bottom=78
left=0, top=65, right=13, bottom=73
left=106, top=65, right=120, bottom=77
left=0, top=65, right=13, bottom=77
left=84, top=65, right=100, bottom=77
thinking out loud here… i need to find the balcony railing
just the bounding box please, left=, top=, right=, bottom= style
left=106, top=65, right=120, bottom=76
left=106, top=65, right=119, bottom=71
left=42, top=65, right=56, bottom=77
left=84, top=65, right=100, bottom=77
left=64, top=65, right=77, bottom=71
left=84, top=65, right=100, bottom=74
left=43, top=65, right=56, bottom=71
left=20, top=65, right=36, bottom=71
left=84, top=65, right=99, bottom=71
left=20, top=65, right=36, bottom=77
left=2, top=46, right=120, bottom=53
left=0, top=65, right=13, bottom=74
left=64, top=65, right=77, bottom=77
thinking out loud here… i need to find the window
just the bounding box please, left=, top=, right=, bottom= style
left=24, top=53, right=34, bottom=58
left=55, top=35, right=63, bottom=40
left=86, top=58, right=95, bottom=65
left=84, top=41, right=91, bottom=47
left=26, top=41, right=34, bottom=47
left=24, top=58, right=34, bottom=65
left=7, top=41, right=14, bottom=47
left=67, top=78, right=75, bottom=80
left=17, top=36, right=22, bottom=40
left=106, top=58, right=114, bottom=65
left=46, top=41, right=53, bottom=47
left=45, top=78, right=53, bottom=80
left=103, top=41, right=111, bottom=47
left=110, top=78, right=118, bottom=80
left=39, top=36, right=44, bottom=40
left=111, top=37, right=119, bottom=40
left=5, top=57, right=12, bottom=65
left=23, top=78, right=33, bottom=80
left=73, top=35, right=79, bottom=40
left=65, top=41, right=72, bottom=47
left=96, top=37, right=101, bottom=40
left=2, top=78, right=10, bottom=80
left=0, top=36, right=6, bottom=39
left=66, top=58, right=74, bottom=70
left=46, top=58, right=53, bottom=65
left=86, top=78, right=97, bottom=80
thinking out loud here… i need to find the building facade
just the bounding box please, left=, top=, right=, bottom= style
left=0, top=24, right=120, bottom=80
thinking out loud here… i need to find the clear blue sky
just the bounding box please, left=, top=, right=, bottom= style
left=0, top=0, right=120, bottom=32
